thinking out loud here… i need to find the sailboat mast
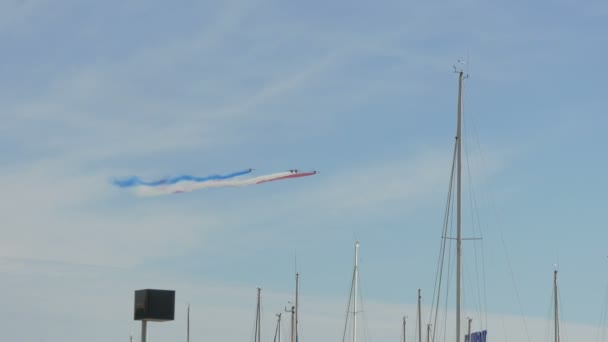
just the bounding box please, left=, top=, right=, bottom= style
left=285, top=303, right=295, bottom=342
left=554, top=269, right=559, bottom=342
left=291, top=306, right=295, bottom=342
left=275, top=313, right=283, bottom=342
left=402, top=316, right=407, bottom=342
left=353, top=241, right=360, bottom=342
left=187, top=303, right=190, bottom=342
left=296, top=272, right=300, bottom=342
left=456, top=70, right=464, bottom=342
left=417, top=289, right=422, bottom=342
left=255, top=288, right=262, bottom=342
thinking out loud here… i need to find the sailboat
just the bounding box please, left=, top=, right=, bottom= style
left=552, top=268, right=561, bottom=342
left=453, top=68, right=467, bottom=342
left=274, top=313, right=283, bottom=342
left=254, top=288, right=262, bottom=342
left=279, top=271, right=300, bottom=342
left=417, top=289, right=422, bottom=342
left=342, top=241, right=361, bottom=342
left=428, top=67, right=488, bottom=342
left=401, top=315, right=407, bottom=342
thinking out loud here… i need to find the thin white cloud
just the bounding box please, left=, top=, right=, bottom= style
left=0, top=0, right=51, bottom=34
left=1, top=2, right=599, bottom=341
left=296, top=149, right=453, bottom=214
left=0, top=158, right=227, bottom=267
left=0, top=260, right=598, bottom=342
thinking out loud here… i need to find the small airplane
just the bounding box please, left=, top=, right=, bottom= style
left=287, top=169, right=318, bottom=175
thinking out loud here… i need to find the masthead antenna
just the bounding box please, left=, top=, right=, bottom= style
left=453, top=59, right=469, bottom=78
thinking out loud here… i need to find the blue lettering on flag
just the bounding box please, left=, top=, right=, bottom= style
left=465, top=330, right=487, bottom=342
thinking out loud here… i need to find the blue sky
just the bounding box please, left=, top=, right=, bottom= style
left=1, top=0, right=607, bottom=341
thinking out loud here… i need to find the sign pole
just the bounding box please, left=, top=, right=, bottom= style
left=141, top=320, right=147, bottom=342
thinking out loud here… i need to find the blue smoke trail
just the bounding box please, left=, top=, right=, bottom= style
left=113, top=169, right=253, bottom=188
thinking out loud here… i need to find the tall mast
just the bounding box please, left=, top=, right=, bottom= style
left=426, top=324, right=431, bottom=342
left=285, top=303, right=295, bottom=342
left=274, top=313, right=283, bottom=342
left=456, top=69, right=464, bottom=342
left=402, top=316, right=407, bottom=342
left=187, top=303, right=190, bottom=342
left=417, top=289, right=422, bottom=342
left=554, top=269, right=559, bottom=342
left=255, top=288, right=262, bottom=342
left=291, top=305, right=295, bottom=342
left=296, top=272, right=300, bottom=342
left=353, top=241, right=360, bottom=342
left=466, top=318, right=472, bottom=342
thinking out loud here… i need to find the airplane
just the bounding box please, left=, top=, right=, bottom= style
left=288, top=169, right=319, bottom=175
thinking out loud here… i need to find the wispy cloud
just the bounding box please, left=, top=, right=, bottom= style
left=1, top=0, right=604, bottom=340
left=0, top=260, right=597, bottom=342
left=0, top=157, right=228, bottom=266
left=0, top=0, right=51, bottom=34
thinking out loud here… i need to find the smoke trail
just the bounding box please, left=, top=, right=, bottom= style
left=112, top=169, right=253, bottom=188
left=113, top=170, right=317, bottom=196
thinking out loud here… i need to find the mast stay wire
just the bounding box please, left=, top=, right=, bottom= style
left=462, top=88, right=487, bottom=329
left=429, top=139, right=457, bottom=342
left=462, top=76, right=532, bottom=342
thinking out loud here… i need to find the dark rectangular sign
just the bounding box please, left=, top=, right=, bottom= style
left=134, top=289, right=175, bottom=321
